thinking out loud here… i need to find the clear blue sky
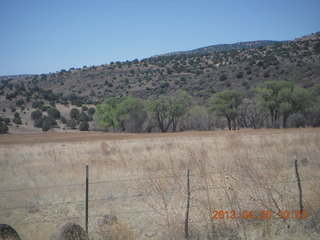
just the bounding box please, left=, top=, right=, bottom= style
left=0, top=0, right=319, bottom=75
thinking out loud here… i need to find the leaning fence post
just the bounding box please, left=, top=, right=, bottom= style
left=294, top=159, right=303, bottom=220
left=184, top=169, right=190, bottom=239
left=85, top=165, right=89, bottom=233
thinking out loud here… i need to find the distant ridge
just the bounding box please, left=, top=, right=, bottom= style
left=152, top=40, right=283, bottom=58
left=0, top=74, right=35, bottom=81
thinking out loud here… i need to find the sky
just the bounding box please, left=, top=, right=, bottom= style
left=0, top=0, right=319, bottom=76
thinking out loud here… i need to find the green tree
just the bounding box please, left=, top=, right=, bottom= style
left=255, top=81, right=293, bottom=127
left=94, top=98, right=120, bottom=131
left=210, top=90, right=243, bottom=130
left=255, top=81, right=312, bottom=128
left=116, top=96, right=147, bottom=132
left=94, top=97, right=147, bottom=132
left=168, top=91, right=193, bottom=132
left=147, top=91, right=193, bottom=132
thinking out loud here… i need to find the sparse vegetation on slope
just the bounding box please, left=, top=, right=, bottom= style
left=1, top=32, right=319, bottom=133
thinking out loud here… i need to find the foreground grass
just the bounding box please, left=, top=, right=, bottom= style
left=0, top=128, right=319, bottom=240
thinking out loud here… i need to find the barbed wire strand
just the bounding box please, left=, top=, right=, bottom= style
left=0, top=162, right=318, bottom=194
left=1, top=177, right=319, bottom=212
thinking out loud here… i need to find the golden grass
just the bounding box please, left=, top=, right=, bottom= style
left=0, top=128, right=319, bottom=240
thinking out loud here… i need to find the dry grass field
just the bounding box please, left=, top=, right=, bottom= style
left=0, top=128, right=319, bottom=240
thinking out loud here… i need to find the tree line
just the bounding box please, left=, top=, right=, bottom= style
left=93, top=81, right=320, bottom=132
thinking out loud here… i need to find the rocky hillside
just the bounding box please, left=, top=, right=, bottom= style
left=153, top=40, right=281, bottom=57
left=0, top=32, right=319, bottom=134
left=6, top=32, right=318, bottom=104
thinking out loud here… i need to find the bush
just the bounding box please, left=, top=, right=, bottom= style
left=16, top=99, right=25, bottom=106
left=263, top=71, right=270, bottom=78
left=219, top=74, right=227, bottom=81
left=41, top=116, right=57, bottom=131
left=34, top=119, right=43, bottom=128
left=236, top=72, right=243, bottom=79
left=40, top=105, right=49, bottom=112
left=160, top=82, right=169, bottom=89
left=60, top=116, right=67, bottom=124
left=0, top=122, right=8, bottom=134
left=13, top=117, right=22, bottom=125
left=88, top=107, right=95, bottom=116
left=32, top=100, right=44, bottom=109
left=72, top=99, right=83, bottom=107
left=47, top=108, right=61, bottom=119
left=10, top=106, right=17, bottom=112
left=31, top=110, right=43, bottom=120
left=82, top=106, right=88, bottom=111
left=79, top=121, right=89, bottom=131
left=70, top=108, right=80, bottom=119
left=67, top=119, right=77, bottom=129
left=78, top=112, right=90, bottom=122
left=287, top=113, right=306, bottom=128
left=42, top=120, right=51, bottom=131
left=4, top=118, right=10, bottom=125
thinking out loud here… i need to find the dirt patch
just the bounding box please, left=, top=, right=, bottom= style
left=0, top=128, right=318, bottom=145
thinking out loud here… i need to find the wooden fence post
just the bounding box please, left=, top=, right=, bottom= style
left=184, top=169, right=190, bottom=239
left=85, top=165, right=89, bottom=233
left=294, top=159, right=303, bottom=220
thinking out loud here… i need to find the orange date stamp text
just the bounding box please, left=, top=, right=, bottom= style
left=212, top=210, right=308, bottom=220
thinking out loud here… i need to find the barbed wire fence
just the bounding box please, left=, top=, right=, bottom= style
left=0, top=161, right=319, bottom=240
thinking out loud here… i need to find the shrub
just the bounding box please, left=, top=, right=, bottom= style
left=60, top=116, right=67, bottom=124
left=31, top=110, right=43, bottom=120
left=32, top=100, right=44, bottom=108
left=236, top=72, right=243, bottom=79
left=40, top=105, right=49, bottom=112
left=0, top=122, right=8, bottom=134
left=47, top=108, right=61, bottom=119
left=78, top=112, right=90, bottom=122
left=79, top=121, right=89, bottom=131
left=88, top=107, right=95, bottom=116
left=287, top=113, right=306, bottom=128
left=42, top=120, right=51, bottom=131
left=72, top=99, right=83, bottom=107
left=34, top=119, right=43, bottom=128
left=10, top=106, right=17, bottom=112
left=219, top=74, right=227, bottom=81
left=13, top=117, right=22, bottom=125
left=82, top=106, right=88, bottom=111
left=4, top=118, right=10, bottom=125
left=67, top=119, right=77, bottom=129
left=257, top=61, right=264, bottom=67
left=160, top=82, right=169, bottom=88
left=70, top=108, right=80, bottom=119
left=16, top=99, right=25, bottom=106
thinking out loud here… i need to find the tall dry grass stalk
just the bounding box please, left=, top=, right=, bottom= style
left=0, top=129, right=319, bottom=239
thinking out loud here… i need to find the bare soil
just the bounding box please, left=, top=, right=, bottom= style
left=1, top=128, right=317, bottom=145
